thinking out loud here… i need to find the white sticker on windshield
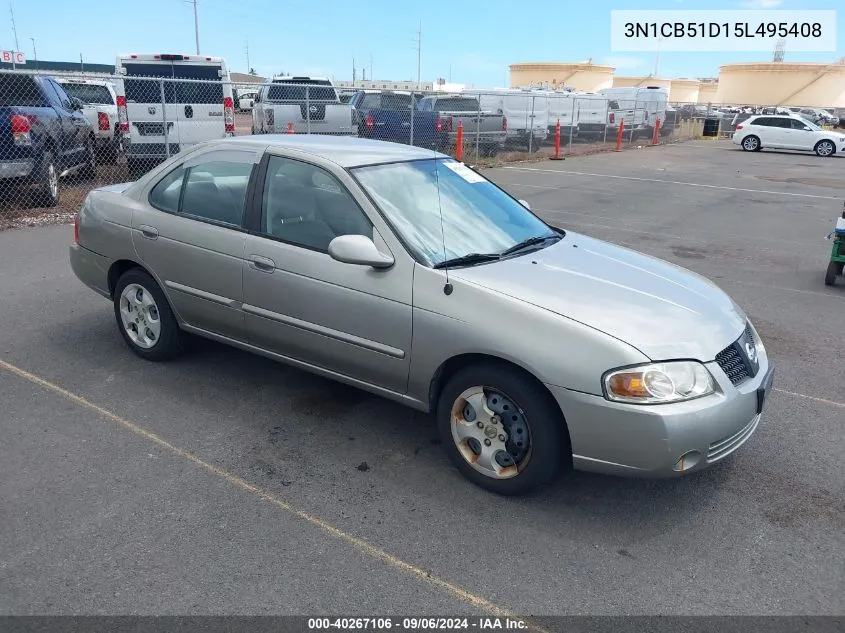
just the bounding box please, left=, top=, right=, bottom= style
left=442, top=161, right=486, bottom=184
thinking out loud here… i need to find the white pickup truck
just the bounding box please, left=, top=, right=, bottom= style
left=56, top=77, right=123, bottom=163
left=252, top=76, right=355, bottom=136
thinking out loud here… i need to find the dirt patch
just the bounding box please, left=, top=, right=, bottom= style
left=671, top=245, right=710, bottom=260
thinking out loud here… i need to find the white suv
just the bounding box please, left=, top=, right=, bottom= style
left=732, top=114, right=845, bottom=157
left=57, top=78, right=123, bottom=163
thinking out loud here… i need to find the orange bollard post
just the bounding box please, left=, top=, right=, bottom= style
left=287, top=122, right=294, bottom=134
left=652, top=118, right=661, bottom=145
left=550, top=118, right=565, bottom=160
left=615, top=118, right=625, bottom=152
left=455, top=120, right=464, bottom=162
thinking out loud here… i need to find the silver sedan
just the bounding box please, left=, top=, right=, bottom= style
left=69, top=135, right=774, bottom=495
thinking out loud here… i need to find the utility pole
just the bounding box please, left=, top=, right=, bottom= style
left=184, top=0, right=200, bottom=55
left=370, top=53, right=373, bottom=82
left=244, top=39, right=250, bottom=72
left=416, top=22, right=422, bottom=92
left=352, top=56, right=356, bottom=83
left=653, top=36, right=662, bottom=77
left=9, top=1, right=19, bottom=69
left=29, top=37, right=35, bottom=69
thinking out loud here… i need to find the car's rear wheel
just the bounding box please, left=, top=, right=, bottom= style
left=814, top=140, right=835, bottom=157
left=825, top=261, right=841, bottom=286
left=31, top=151, right=59, bottom=208
left=436, top=363, right=568, bottom=495
left=113, top=268, right=184, bottom=361
left=742, top=135, right=760, bottom=152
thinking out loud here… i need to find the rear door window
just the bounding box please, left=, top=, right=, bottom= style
left=124, top=63, right=175, bottom=103
left=172, top=64, right=223, bottom=104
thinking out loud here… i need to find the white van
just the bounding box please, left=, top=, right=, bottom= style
left=463, top=88, right=549, bottom=149
left=598, top=86, right=668, bottom=139
left=114, top=53, right=235, bottom=170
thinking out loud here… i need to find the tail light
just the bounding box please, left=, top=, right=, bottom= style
left=116, top=95, right=129, bottom=133
left=10, top=114, right=34, bottom=146
left=435, top=116, right=443, bottom=133
left=223, top=96, right=235, bottom=133
left=502, top=116, right=508, bottom=132
left=609, top=112, right=615, bottom=124
left=98, top=111, right=110, bottom=131
left=365, top=114, right=374, bottom=131
left=436, top=116, right=453, bottom=133
left=73, top=213, right=80, bottom=244
left=735, top=124, right=744, bottom=130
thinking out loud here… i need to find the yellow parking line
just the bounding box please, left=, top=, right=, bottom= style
left=0, top=357, right=551, bottom=631
left=774, top=388, right=845, bottom=409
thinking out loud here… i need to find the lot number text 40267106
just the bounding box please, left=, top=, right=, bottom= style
left=623, top=22, right=822, bottom=39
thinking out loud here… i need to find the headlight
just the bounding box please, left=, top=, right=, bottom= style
left=603, top=361, right=716, bottom=405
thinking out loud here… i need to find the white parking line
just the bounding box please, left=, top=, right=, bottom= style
left=500, top=167, right=842, bottom=200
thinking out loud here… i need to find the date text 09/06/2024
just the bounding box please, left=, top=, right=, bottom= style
left=623, top=22, right=822, bottom=39
left=307, top=617, right=528, bottom=630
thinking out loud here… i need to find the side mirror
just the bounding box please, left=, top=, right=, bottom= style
left=518, top=199, right=531, bottom=210
left=803, top=126, right=812, bottom=131
left=328, top=234, right=394, bottom=269
left=70, top=97, right=84, bottom=111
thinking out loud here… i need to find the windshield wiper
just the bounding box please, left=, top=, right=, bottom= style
left=499, top=234, right=561, bottom=257
left=433, top=253, right=501, bottom=269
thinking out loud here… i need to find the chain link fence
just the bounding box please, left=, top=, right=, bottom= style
left=2, top=68, right=842, bottom=226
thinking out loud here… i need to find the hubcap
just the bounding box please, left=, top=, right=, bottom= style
left=818, top=142, right=833, bottom=156
left=744, top=138, right=757, bottom=150
left=47, top=164, right=58, bottom=198
left=119, top=284, right=161, bottom=349
left=450, top=386, right=532, bottom=480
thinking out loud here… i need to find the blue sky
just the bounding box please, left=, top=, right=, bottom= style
left=7, top=0, right=843, bottom=86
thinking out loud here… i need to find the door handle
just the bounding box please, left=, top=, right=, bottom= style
left=249, top=254, right=275, bottom=273
left=139, top=225, right=159, bottom=239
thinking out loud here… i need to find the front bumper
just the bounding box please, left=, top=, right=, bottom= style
left=547, top=353, right=774, bottom=477
left=0, top=159, right=34, bottom=179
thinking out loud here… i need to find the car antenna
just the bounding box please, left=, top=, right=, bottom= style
left=433, top=145, right=453, bottom=296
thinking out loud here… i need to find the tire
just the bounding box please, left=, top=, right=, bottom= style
left=814, top=140, right=836, bottom=157
left=30, top=150, right=60, bottom=208
left=79, top=138, right=97, bottom=180
left=825, top=260, right=840, bottom=286
left=113, top=268, right=184, bottom=361
left=742, top=135, right=761, bottom=152
left=436, top=362, right=569, bottom=496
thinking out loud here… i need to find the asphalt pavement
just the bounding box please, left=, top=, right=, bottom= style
left=0, top=140, right=842, bottom=616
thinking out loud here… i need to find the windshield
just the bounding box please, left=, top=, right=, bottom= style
left=352, top=159, right=558, bottom=267
left=60, top=82, right=114, bottom=105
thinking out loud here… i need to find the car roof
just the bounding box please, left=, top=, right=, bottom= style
left=207, top=135, right=450, bottom=168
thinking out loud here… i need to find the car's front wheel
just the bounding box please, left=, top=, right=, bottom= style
left=742, top=135, right=761, bottom=151
left=436, top=363, right=569, bottom=495
left=815, top=140, right=836, bottom=157
left=113, top=268, right=184, bottom=361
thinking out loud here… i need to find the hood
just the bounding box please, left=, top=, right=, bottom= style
left=451, top=232, right=746, bottom=361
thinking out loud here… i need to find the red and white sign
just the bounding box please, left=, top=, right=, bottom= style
left=1, top=50, right=26, bottom=65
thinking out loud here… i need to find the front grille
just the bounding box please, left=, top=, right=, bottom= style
left=707, top=416, right=759, bottom=462
left=715, top=322, right=757, bottom=386
left=299, top=103, right=327, bottom=121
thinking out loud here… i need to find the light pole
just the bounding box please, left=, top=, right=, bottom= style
left=29, top=36, right=35, bottom=69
